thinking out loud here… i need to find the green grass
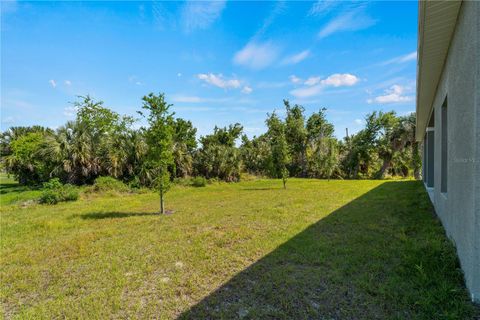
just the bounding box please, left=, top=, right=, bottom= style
left=1, top=178, right=476, bottom=319
left=0, top=174, right=42, bottom=207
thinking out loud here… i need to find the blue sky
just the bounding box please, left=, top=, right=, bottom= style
left=1, top=0, right=417, bottom=139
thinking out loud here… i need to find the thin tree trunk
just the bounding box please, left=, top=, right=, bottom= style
left=160, top=188, right=164, bottom=214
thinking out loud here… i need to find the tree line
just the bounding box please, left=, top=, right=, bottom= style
left=1, top=92, right=421, bottom=190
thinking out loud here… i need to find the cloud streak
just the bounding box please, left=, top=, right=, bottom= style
left=281, top=50, right=310, bottom=65
left=182, top=1, right=226, bottom=33
left=309, top=0, right=340, bottom=17
left=380, top=51, right=417, bottom=65
left=233, top=41, right=280, bottom=69
left=318, top=10, right=376, bottom=39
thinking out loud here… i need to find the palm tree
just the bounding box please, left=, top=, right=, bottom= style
left=42, top=121, right=100, bottom=184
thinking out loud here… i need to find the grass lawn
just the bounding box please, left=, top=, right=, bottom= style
left=1, top=177, right=477, bottom=319
left=0, top=174, right=42, bottom=207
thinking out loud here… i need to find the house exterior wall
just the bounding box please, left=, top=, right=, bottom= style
left=423, top=1, right=479, bottom=302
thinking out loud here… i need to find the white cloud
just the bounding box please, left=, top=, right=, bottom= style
left=304, top=76, right=321, bottom=86
left=290, top=73, right=359, bottom=98
left=64, top=80, right=72, bottom=86
left=197, top=73, right=241, bottom=89
left=182, top=0, right=226, bottom=32
left=233, top=41, right=279, bottom=69
left=241, top=86, right=253, bottom=94
left=320, top=73, right=359, bottom=87
left=64, top=106, right=78, bottom=117
left=281, top=50, right=310, bottom=65
left=380, top=51, right=417, bottom=65
left=49, top=80, right=57, bottom=88
left=289, top=75, right=302, bottom=84
left=367, top=85, right=414, bottom=104
left=318, top=10, right=376, bottom=39
left=354, top=119, right=363, bottom=125
left=177, top=73, right=182, bottom=77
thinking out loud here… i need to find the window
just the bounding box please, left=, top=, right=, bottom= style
left=441, top=98, right=448, bottom=193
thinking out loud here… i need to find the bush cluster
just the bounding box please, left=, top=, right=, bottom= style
left=191, top=176, right=207, bottom=187
left=92, top=176, right=129, bottom=193
left=39, top=178, right=79, bottom=204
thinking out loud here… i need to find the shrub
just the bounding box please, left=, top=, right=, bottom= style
left=191, top=176, right=207, bottom=187
left=39, top=179, right=79, bottom=204
left=173, top=177, right=193, bottom=187
left=62, top=185, right=79, bottom=201
left=43, top=178, right=63, bottom=190
left=39, top=189, right=60, bottom=204
left=93, top=176, right=129, bottom=193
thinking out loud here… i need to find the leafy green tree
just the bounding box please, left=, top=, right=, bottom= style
left=138, top=93, right=175, bottom=214
left=341, top=112, right=381, bottom=178
left=284, top=100, right=308, bottom=177
left=306, top=108, right=335, bottom=141
left=374, top=111, right=422, bottom=179
left=375, top=111, right=403, bottom=178
left=75, top=95, right=137, bottom=180
left=75, top=95, right=120, bottom=135
left=5, top=132, right=52, bottom=184
left=266, top=112, right=290, bottom=189
left=1, top=126, right=53, bottom=157
left=195, top=124, right=243, bottom=182
left=41, top=96, right=125, bottom=184
left=240, top=134, right=270, bottom=176
left=305, top=108, right=339, bottom=179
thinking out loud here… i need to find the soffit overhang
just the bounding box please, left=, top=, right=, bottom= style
left=416, top=0, right=461, bottom=141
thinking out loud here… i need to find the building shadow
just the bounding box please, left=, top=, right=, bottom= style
left=178, top=181, right=471, bottom=319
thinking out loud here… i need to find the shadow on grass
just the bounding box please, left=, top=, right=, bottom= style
left=178, top=181, right=474, bottom=319
left=80, top=211, right=158, bottom=220
left=241, top=187, right=282, bottom=191
left=0, top=182, right=40, bottom=194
